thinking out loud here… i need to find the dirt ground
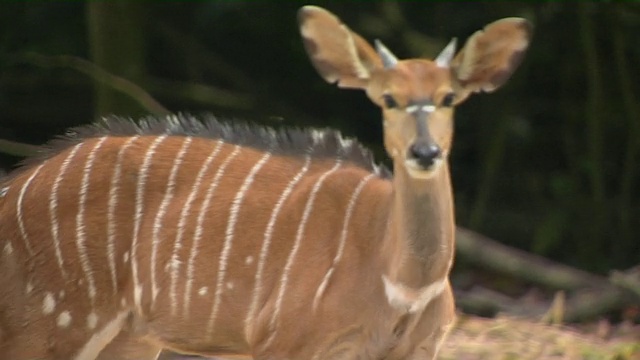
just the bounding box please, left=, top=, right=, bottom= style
left=161, top=314, right=640, bottom=359
left=439, top=315, right=640, bottom=360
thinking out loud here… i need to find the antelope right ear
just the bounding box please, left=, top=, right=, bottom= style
left=298, top=6, right=382, bottom=89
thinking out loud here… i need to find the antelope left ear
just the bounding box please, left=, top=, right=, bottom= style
left=451, top=17, right=532, bottom=95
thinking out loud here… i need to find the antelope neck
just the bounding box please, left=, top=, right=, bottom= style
left=387, top=161, right=455, bottom=289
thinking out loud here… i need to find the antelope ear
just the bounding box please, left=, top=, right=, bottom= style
left=298, top=6, right=382, bottom=89
left=451, top=17, right=532, bottom=94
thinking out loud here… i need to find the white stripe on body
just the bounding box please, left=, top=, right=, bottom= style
left=169, top=141, right=224, bottom=316
left=76, top=137, right=108, bottom=304
left=183, top=145, right=243, bottom=317
left=150, top=136, right=192, bottom=309
left=205, top=150, right=270, bottom=334
left=107, top=136, right=140, bottom=295
left=382, top=276, right=447, bottom=314
left=49, top=142, right=84, bottom=281
left=244, top=155, right=312, bottom=340
left=132, top=135, right=168, bottom=314
left=182, top=145, right=246, bottom=317
left=266, top=159, right=342, bottom=345
left=312, top=173, right=375, bottom=310
left=72, top=311, right=129, bottom=360
left=17, top=164, right=44, bottom=256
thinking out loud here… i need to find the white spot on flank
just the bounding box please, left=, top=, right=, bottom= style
left=43, top=292, right=56, bottom=314
left=170, top=141, right=224, bottom=316
left=184, top=145, right=242, bottom=318
left=108, top=136, right=139, bottom=296
left=57, top=311, right=72, bottom=328
left=382, top=276, right=448, bottom=314
left=199, top=287, right=208, bottom=296
left=132, top=135, right=168, bottom=314
left=123, top=251, right=129, bottom=263
left=17, top=164, right=44, bottom=255
left=245, top=155, right=312, bottom=340
left=73, top=312, right=127, bottom=360
left=151, top=137, right=192, bottom=309
left=121, top=298, right=126, bottom=307
left=3, top=242, right=13, bottom=256
left=78, top=279, right=84, bottom=286
left=50, top=142, right=83, bottom=282
left=77, top=137, right=107, bottom=303
left=226, top=281, right=234, bottom=290
left=245, top=256, right=254, bottom=265
left=87, top=312, right=99, bottom=329
left=206, top=150, right=269, bottom=333
left=313, top=174, right=375, bottom=311
left=59, top=290, right=65, bottom=299
left=267, top=160, right=342, bottom=345
left=26, top=282, right=33, bottom=294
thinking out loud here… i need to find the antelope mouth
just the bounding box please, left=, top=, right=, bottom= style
left=404, top=157, right=443, bottom=179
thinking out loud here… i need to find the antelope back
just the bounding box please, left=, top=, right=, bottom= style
left=0, top=114, right=391, bottom=359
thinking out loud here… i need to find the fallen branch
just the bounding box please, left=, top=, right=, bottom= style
left=9, top=52, right=168, bottom=115
left=455, top=227, right=639, bottom=322
left=455, top=227, right=604, bottom=291
left=0, top=139, right=39, bottom=158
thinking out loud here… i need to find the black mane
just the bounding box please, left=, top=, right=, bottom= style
left=8, top=113, right=390, bottom=180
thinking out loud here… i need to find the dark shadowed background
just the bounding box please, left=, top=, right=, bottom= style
left=0, top=2, right=638, bottom=279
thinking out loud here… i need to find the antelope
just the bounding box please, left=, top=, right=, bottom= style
left=0, top=6, right=531, bottom=360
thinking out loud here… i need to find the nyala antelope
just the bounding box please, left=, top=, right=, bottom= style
left=0, top=6, right=531, bottom=360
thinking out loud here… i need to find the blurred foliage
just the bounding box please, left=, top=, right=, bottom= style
left=0, top=2, right=638, bottom=274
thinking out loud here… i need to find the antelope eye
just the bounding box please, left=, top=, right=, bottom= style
left=441, top=92, right=456, bottom=107
left=382, top=94, right=398, bottom=109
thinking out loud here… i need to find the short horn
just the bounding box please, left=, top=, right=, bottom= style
left=435, top=38, right=457, bottom=68
left=375, top=40, right=398, bottom=69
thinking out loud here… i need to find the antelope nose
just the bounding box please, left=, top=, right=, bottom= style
left=409, top=142, right=441, bottom=168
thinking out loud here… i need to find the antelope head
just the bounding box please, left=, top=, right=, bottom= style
left=298, top=6, right=531, bottom=179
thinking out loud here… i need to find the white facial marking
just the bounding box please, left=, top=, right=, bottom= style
left=57, top=311, right=72, bottom=328
left=87, top=312, right=99, bottom=329
left=42, top=292, right=56, bottom=314
left=245, top=256, right=254, bottom=265
left=198, top=287, right=208, bottom=296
